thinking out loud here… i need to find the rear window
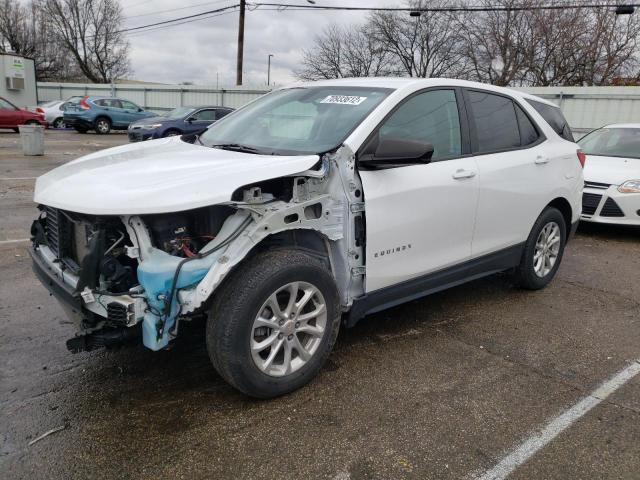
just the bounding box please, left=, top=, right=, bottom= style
left=526, top=99, right=574, bottom=142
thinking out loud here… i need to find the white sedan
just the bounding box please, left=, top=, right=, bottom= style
left=578, top=124, right=640, bottom=226
left=31, top=97, right=82, bottom=129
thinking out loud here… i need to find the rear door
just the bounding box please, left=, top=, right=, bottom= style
left=463, top=89, right=562, bottom=256
left=359, top=88, right=479, bottom=292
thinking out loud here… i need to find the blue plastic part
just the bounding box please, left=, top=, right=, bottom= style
left=137, top=248, right=217, bottom=350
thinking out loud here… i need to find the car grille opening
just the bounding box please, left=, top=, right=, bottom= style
left=584, top=181, right=611, bottom=190
left=44, top=206, right=80, bottom=272
left=582, top=193, right=602, bottom=216
left=600, top=198, right=625, bottom=217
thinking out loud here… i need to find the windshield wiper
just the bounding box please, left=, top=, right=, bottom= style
left=211, top=143, right=262, bottom=154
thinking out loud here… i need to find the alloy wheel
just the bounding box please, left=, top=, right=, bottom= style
left=533, top=221, right=561, bottom=278
left=250, top=281, right=327, bottom=377
left=96, top=120, right=109, bottom=133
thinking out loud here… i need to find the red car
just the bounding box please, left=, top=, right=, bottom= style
left=0, top=96, right=48, bottom=131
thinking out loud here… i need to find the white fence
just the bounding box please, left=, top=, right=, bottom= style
left=37, top=82, right=640, bottom=135
left=36, top=82, right=271, bottom=113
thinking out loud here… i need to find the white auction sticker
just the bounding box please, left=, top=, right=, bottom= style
left=320, top=95, right=367, bottom=105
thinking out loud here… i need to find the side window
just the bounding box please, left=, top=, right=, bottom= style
left=107, top=99, right=123, bottom=109
left=215, top=109, right=232, bottom=120
left=467, top=90, right=520, bottom=153
left=190, top=109, right=216, bottom=121
left=526, top=99, right=574, bottom=142
left=515, top=104, right=540, bottom=146
left=93, top=99, right=106, bottom=107
left=121, top=100, right=138, bottom=110
left=378, top=89, right=462, bottom=161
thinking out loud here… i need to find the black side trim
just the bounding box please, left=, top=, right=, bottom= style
left=30, top=246, right=81, bottom=312
left=568, top=220, right=579, bottom=242
left=345, top=243, right=525, bottom=327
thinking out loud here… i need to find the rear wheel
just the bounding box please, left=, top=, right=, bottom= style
left=207, top=249, right=340, bottom=398
left=52, top=117, right=65, bottom=129
left=94, top=117, right=111, bottom=134
left=515, top=207, right=566, bottom=290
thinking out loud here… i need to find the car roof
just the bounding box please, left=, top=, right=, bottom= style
left=183, top=105, right=233, bottom=109
left=601, top=123, right=640, bottom=129
left=283, top=77, right=558, bottom=108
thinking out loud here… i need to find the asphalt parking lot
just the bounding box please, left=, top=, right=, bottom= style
left=1, top=130, right=639, bottom=479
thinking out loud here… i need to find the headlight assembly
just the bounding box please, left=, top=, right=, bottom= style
left=618, top=180, right=640, bottom=193
left=142, top=124, right=163, bottom=130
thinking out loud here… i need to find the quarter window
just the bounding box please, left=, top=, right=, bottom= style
left=526, top=99, right=574, bottom=142
left=377, top=89, right=462, bottom=161
left=467, top=90, right=520, bottom=153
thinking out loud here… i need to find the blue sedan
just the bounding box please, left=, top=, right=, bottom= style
left=127, top=106, right=234, bottom=142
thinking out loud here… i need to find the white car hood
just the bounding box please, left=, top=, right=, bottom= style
left=34, top=137, right=320, bottom=214
left=583, top=155, right=640, bottom=185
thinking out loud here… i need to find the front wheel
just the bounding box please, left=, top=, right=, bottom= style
left=52, top=117, right=65, bottom=129
left=515, top=207, right=566, bottom=290
left=207, top=250, right=340, bottom=398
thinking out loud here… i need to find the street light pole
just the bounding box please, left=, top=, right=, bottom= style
left=267, top=54, right=274, bottom=86
left=236, top=0, right=246, bottom=86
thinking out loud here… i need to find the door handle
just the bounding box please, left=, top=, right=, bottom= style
left=452, top=169, right=476, bottom=180
left=535, top=155, right=550, bottom=165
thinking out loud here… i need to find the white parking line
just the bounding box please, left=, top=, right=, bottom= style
left=473, top=360, right=640, bottom=480
left=0, top=238, right=30, bottom=245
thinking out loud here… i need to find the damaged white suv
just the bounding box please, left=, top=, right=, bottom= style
left=31, top=79, right=583, bottom=398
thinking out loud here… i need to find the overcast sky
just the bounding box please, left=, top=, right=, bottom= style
left=122, top=0, right=395, bottom=87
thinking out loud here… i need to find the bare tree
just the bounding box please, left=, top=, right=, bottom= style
left=0, top=0, right=73, bottom=80
left=296, top=24, right=394, bottom=80
left=457, top=0, right=534, bottom=86
left=39, top=0, right=131, bottom=82
left=368, top=0, right=466, bottom=78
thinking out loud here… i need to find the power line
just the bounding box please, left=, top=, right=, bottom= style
left=125, top=0, right=236, bottom=21
left=122, top=4, right=240, bottom=34
left=248, top=2, right=640, bottom=13
left=125, top=10, right=239, bottom=37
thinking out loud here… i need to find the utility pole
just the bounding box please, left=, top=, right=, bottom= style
left=267, top=54, right=274, bottom=86
left=236, top=0, right=246, bottom=86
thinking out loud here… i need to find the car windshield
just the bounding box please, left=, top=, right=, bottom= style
left=41, top=100, right=60, bottom=108
left=578, top=127, right=640, bottom=160
left=198, top=86, right=392, bottom=155
left=165, top=107, right=196, bottom=119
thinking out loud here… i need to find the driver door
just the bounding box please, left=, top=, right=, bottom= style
left=359, top=88, right=479, bottom=292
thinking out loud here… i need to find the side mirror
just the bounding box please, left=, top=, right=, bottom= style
left=360, top=136, right=434, bottom=169
left=138, top=108, right=143, bottom=112
left=187, top=117, right=194, bottom=123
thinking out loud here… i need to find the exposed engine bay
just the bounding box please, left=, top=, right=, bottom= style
left=30, top=145, right=365, bottom=353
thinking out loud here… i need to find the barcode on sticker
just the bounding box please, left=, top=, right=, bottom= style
left=320, top=95, right=367, bottom=105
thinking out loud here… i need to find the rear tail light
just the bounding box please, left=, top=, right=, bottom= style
left=79, top=96, right=91, bottom=110
left=577, top=149, right=586, bottom=168
left=36, top=107, right=44, bottom=114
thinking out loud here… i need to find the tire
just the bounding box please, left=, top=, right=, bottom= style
left=207, top=249, right=341, bottom=398
left=515, top=207, right=566, bottom=290
left=12, top=127, right=19, bottom=133
left=25, top=120, right=40, bottom=126
left=52, top=117, right=65, bottom=129
left=94, top=117, right=111, bottom=134
left=162, top=129, right=181, bottom=137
